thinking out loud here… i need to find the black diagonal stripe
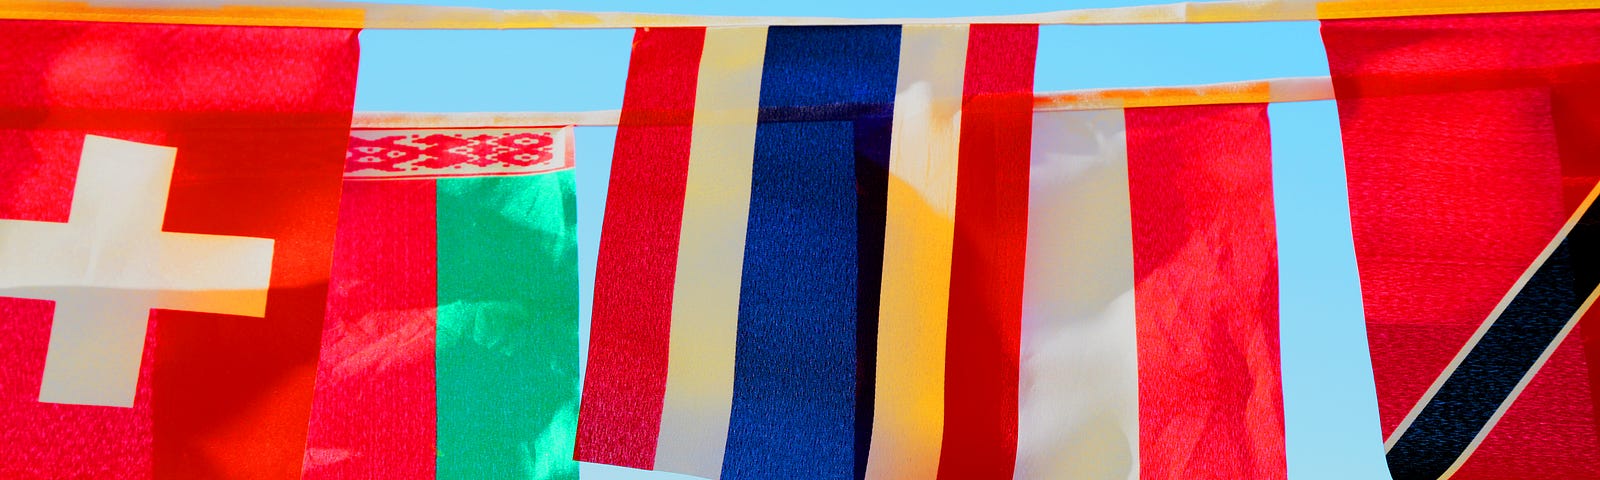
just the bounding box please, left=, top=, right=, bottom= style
left=1386, top=198, right=1600, bottom=480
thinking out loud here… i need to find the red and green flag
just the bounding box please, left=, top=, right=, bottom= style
left=303, top=126, right=581, bottom=479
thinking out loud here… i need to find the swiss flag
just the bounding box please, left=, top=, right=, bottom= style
left=0, top=20, right=359, bottom=478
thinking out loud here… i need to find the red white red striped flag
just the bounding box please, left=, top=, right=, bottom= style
left=1022, top=104, right=1286, bottom=480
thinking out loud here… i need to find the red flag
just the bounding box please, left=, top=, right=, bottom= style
left=0, top=20, right=359, bottom=478
left=1326, top=9, right=1600, bottom=479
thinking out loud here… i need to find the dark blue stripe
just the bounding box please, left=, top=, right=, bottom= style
left=757, top=103, right=897, bottom=123
left=1386, top=198, right=1600, bottom=479
left=724, top=25, right=900, bottom=480
left=852, top=115, right=892, bottom=480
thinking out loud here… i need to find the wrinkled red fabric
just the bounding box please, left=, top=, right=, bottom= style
left=1325, top=10, right=1600, bottom=478
left=0, top=20, right=358, bottom=479
left=936, top=23, right=1038, bottom=480
left=1125, top=103, right=1287, bottom=480
left=576, top=26, right=705, bottom=470
left=302, top=179, right=438, bottom=479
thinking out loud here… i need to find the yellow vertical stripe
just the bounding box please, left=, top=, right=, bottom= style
left=864, top=24, right=967, bottom=480
left=654, top=26, right=767, bottom=480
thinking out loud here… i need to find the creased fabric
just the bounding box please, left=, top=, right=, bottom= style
left=0, top=19, right=358, bottom=479
left=575, top=27, right=701, bottom=471
left=1124, top=104, right=1286, bottom=480
left=579, top=21, right=1291, bottom=480
left=1325, top=10, right=1600, bottom=479
left=578, top=24, right=1038, bottom=480
left=304, top=127, right=580, bottom=480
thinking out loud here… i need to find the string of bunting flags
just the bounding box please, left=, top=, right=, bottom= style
left=0, top=1, right=1598, bottom=480
left=350, top=76, right=1336, bottom=128
left=4, top=0, right=1600, bottom=28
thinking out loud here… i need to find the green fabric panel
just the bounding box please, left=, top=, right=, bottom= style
left=435, top=171, right=579, bottom=480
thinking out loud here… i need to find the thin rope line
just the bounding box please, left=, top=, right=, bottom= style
left=7, top=0, right=1600, bottom=30
left=351, top=76, right=1334, bottom=128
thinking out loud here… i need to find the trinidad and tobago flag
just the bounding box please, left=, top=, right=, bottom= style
left=1326, top=9, right=1600, bottom=480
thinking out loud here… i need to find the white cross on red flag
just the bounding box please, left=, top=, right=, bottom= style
left=0, top=20, right=359, bottom=478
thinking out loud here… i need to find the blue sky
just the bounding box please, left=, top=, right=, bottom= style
left=350, top=1, right=1389, bottom=478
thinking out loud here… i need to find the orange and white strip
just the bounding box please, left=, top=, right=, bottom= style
left=8, top=0, right=1600, bottom=29
left=351, top=77, right=1336, bottom=129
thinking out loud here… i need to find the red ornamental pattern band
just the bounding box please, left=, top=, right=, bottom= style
left=346, top=127, right=575, bottom=179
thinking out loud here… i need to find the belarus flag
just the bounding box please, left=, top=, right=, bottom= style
left=578, top=24, right=1286, bottom=479
left=304, top=126, right=581, bottom=479
left=0, top=20, right=359, bottom=478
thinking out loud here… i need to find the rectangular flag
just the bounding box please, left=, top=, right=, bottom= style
left=578, top=23, right=1288, bottom=480
left=0, top=20, right=359, bottom=478
left=303, top=126, right=580, bottom=479
left=1325, top=9, right=1600, bottom=480
left=1018, top=104, right=1287, bottom=480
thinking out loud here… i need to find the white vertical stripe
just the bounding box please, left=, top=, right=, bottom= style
left=864, top=24, right=968, bottom=480
left=1014, top=109, right=1140, bottom=480
left=654, top=26, right=767, bottom=479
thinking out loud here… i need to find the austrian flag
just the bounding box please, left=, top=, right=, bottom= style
left=0, top=20, right=359, bottom=478
left=579, top=24, right=1287, bottom=479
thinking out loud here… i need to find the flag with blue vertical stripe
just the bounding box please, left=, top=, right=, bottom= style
left=577, top=23, right=1291, bottom=480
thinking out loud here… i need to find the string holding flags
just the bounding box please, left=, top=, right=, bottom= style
left=1, top=1, right=1600, bottom=479
left=350, top=76, right=1336, bottom=128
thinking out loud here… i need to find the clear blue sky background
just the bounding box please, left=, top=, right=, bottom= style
left=350, top=1, right=1390, bottom=478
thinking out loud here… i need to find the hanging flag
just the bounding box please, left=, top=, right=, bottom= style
left=1015, top=104, right=1288, bottom=480
left=303, top=126, right=580, bottom=479
left=0, top=19, right=359, bottom=478
left=578, top=25, right=916, bottom=480
left=578, top=23, right=1288, bottom=480
left=1325, top=9, right=1600, bottom=480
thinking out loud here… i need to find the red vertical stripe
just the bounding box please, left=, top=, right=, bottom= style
left=0, top=21, right=357, bottom=478
left=1325, top=11, right=1600, bottom=477
left=936, top=24, right=1037, bottom=480
left=576, top=27, right=705, bottom=469
left=303, top=179, right=438, bottom=479
left=1125, top=104, right=1286, bottom=479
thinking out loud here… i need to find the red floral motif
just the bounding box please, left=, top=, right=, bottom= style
left=346, top=136, right=426, bottom=172
left=345, top=131, right=557, bottom=174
